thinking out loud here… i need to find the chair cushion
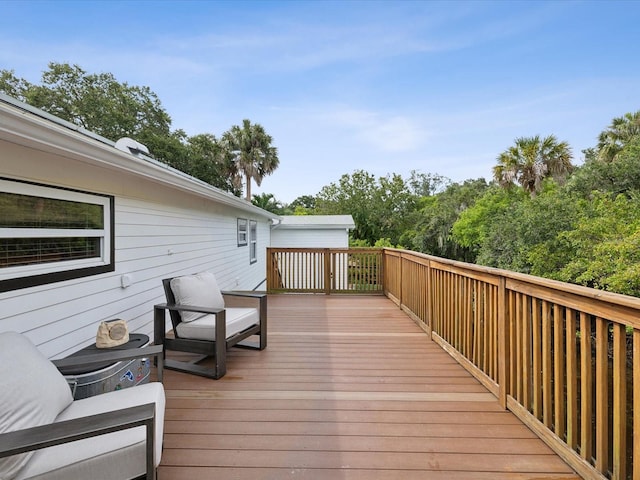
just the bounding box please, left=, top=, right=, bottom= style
left=176, top=307, right=259, bottom=341
left=14, top=382, right=165, bottom=480
left=170, top=271, right=225, bottom=323
left=0, top=332, right=74, bottom=480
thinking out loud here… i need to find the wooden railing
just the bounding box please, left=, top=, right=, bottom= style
left=267, top=247, right=640, bottom=480
left=266, top=247, right=383, bottom=294
left=384, top=248, right=639, bottom=480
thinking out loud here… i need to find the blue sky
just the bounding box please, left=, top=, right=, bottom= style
left=1, top=0, right=639, bottom=203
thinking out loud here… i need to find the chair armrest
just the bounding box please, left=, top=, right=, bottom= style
left=0, top=403, right=157, bottom=479
left=153, top=303, right=224, bottom=315
left=52, top=345, right=164, bottom=383
left=221, top=291, right=266, bottom=299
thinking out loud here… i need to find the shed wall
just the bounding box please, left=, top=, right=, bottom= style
left=270, top=228, right=349, bottom=249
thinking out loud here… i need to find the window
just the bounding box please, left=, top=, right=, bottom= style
left=237, top=218, right=248, bottom=246
left=249, top=220, right=257, bottom=264
left=0, top=178, right=115, bottom=292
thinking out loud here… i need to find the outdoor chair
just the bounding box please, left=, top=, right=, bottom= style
left=154, top=271, right=267, bottom=379
left=0, top=331, right=165, bottom=480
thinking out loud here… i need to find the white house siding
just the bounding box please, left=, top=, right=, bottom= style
left=0, top=108, right=273, bottom=359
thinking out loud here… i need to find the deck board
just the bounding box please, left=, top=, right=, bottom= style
left=158, top=294, right=580, bottom=479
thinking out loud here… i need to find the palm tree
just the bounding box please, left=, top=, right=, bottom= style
left=222, top=119, right=279, bottom=200
left=493, top=135, right=573, bottom=197
left=596, top=111, right=640, bottom=162
left=251, top=192, right=283, bottom=214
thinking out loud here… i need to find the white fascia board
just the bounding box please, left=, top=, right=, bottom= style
left=0, top=99, right=277, bottom=220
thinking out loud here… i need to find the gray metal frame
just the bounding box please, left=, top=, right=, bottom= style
left=0, top=345, right=164, bottom=480
left=154, top=277, right=267, bottom=379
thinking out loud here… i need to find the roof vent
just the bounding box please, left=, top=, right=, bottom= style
left=115, top=137, right=150, bottom=157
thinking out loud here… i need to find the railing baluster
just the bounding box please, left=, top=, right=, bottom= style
left=522, top=295, right=532, bottom=412
left=634, top=329, right=640, bottom=480
left=532, top=298, right=542, bottom=419
left=580, top=312, right=593, bottom=464
left=595, top=316, right=609, bottom=474
left=542, top=300, right=552, bottom=429
left=565, top=308, right=578, bottom=450
left=612, top=322, right=626, bottom=480
left=554, top=304, right=566, bottom=440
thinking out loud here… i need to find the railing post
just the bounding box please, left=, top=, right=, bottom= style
left=497, top=276, right=508, bottom=409
left=324, top=248, right=331, bottom=295
left=266, top=247, right=272, bottom=292
left=399, top=252, right=403, bottom=309
left=426, top=258, right=432, bottom=337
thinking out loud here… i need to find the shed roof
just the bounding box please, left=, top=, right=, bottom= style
left=276, top=215, right=355, bottom=230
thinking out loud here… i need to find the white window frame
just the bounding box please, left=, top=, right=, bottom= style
left=249, top=219, right=257, bottom=264
left=0, top=178, right=114, bottom=291
left=237, top=218, right=248, bottom=246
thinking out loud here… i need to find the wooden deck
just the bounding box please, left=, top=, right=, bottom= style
left=157, top=294, right=580, bottom=480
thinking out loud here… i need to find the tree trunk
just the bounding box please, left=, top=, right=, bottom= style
left=245, top=174, right=252, bottom=201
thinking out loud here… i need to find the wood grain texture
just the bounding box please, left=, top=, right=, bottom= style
left=157, top=294, right=579, bottom=479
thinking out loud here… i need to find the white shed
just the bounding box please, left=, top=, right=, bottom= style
left=270, top=215, right=355, bottom=248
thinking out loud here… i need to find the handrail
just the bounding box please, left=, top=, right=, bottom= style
left=267, top=246, right=640, bottom=480
left=383, top=248, right=639, bottom=480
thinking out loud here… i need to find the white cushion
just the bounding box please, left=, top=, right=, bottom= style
left=176, top=307, right=259, bottom=341
left=0, top=332, right=74, bottom=480
left=170, top=271, right=225, bottom=323
left=15, top=382, right=165, bottom=480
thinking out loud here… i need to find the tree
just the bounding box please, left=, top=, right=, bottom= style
left=221, top=119, right=279, bottom=201
left=289, top=195, right=317, bottom=211
left=452, top=185, right=522, bottom=258
left=568, top=137, right=640, bottom=199
left=407, top=171, right=450, bottom=197
left=402, top=178, right=489, bottom=261
left=493, top=135, right=573, bottom=197
left=0, top=63, right=172, bottom=143
left=251, top=192, right=284, bottom=214
left=1, top=63, right=253, bottom=195
left=182, top=133, right=240, bottom=194
left=595, top=110, right=640, bottom=162
left=316, top=170, right=380, bottom=243
left=552, top=193, right=640, bottom=295
left=315, top=170, right=418, bottom=246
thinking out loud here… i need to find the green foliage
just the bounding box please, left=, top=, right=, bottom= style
left=251, top=192, right=285, bottom=214
left=5, top=62, right=640, bottom=297
left=493, top=135, right=574, bottom=197
left=292, top=206, right=311, bottom=215
left=221, top=119, right=279, bottom=200
left=596, top=110, right=640, bottom=162
left=407, top=171, right=450, bottom=196
left=452, top=186, right=522, bottom=251
left=289, top=195, right=317, bottom=211
left=1, top=63, right=172, bottom=142
left=349, top=238, right=372, bottom=248
left=567, top=137, right=640, bottom=198
left=551, top=193, right=640, bottom=294
left=0, top=63, right=283, bottom=198
left=402, top=178, right=489, bottom=261
left=316, top=170, right=417, bottom=246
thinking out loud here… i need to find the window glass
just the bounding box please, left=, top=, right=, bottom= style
left=237, top=218, right=248, bottom=246
left=249, top=220, right=257, bottom=264
left=0, top=179, right=114, bottom=292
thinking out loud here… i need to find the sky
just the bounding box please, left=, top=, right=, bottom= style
left=1, top=0, right=639, bottom=203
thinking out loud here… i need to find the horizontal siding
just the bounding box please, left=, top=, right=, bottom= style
left=271, top=229, right=349, bottom=249
left=0, top=144, right=271, bottom=359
